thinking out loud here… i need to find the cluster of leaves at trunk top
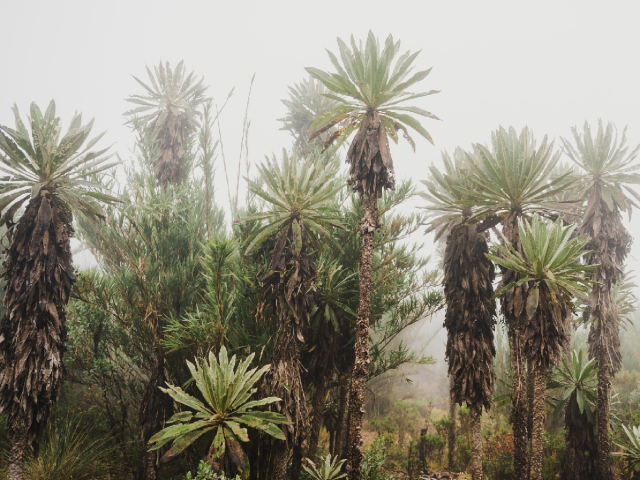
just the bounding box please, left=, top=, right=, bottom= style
left=125, top=61, right=207, bottom=188
left=488, top=215, right=594, bottom=367
left=306, top=31, right=439, bottom=199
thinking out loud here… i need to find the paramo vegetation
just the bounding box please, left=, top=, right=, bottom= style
left=1, top=32, right=640, bottom=480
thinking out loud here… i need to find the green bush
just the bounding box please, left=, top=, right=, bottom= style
left=184, top=461, right=241, bottom=479
left=361, top=437, right=395, bottom=480
left=420, top=434, right=445, bottom=468
left=542, top=431, right=564, bottom=479
left=432, top=416, right=452, bottom=438
left=483, top=432, right=514, bottom=480
left=455, top=437, right=472, bottom=472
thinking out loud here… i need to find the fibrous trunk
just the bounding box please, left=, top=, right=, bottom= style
left=443, top=221, right=495, bottom=480
left=444, top=223, right=496, bottom=410
left=150, top=113, right=186, bottom=188
left=6, top=426, right=27, bottom=480
left=0, top=191, right=73, bottom=476
left=448, top=377, right=457, bottom=470
left=346, top=196, right=378, bottom=479
left=139, top=347, right=172, bottom=480
left=470, top=404, right=483, bottom=480
left=596, top=361, right=612, bottom=480
left=529, top=362, right=547, bottom=480
left=500, top=211, right=529, bottom=478
left=334, top=378, right=350, bottom=458
left=307, top=379, right=327, bottom=462
left=581, top=193, right=631, bottom=480
left=564, top=390, right=597, bottom=480
left=271, top=442, right=289, bottom=480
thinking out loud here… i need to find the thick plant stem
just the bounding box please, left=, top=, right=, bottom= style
left=596, top=356, right=613, bottom=480
left=529, top=363, right=547, bottom=480
left=335, top=379, right=350, bottom=458
left=510, top=335, right=528, bottom=479
left=470, top=405, right=483, bottom=480
left=272, top=441, right=289, bottom=480
left=527, top=356, right=534, bottom=441
left=291, top=443, right=303, bottom=480
left=307, top=379, right=327, bottom=462
left=7, top=428, right=27, bottom=480
left=563, top=423, right=576, bottom=480
left=347, top=197, right=377, bottom=479
left=448, top=376, right=457, bottom=470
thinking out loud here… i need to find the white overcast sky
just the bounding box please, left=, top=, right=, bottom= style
left=2, top=0, right=640, bottom=272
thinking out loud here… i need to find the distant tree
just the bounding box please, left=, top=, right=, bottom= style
left=0, top=101, right=118, bottom=480
left=466, top=126, right=571, bottom=478
left=422, top=148, right=496, bottom=480
left=562, top=121, right=640, bottom=480
left=125, top=61, right=207, bottom=189
left=279, top=76, right=340, bottom=154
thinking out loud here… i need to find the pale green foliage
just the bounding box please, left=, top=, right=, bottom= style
left=614, top=424, right=640, bottom=473
left=22, top=416, right=117, bottom=480
left=612, top=272, right=638, bottom=326
left=488, top=215, right=594, bottom=309
left=420, top=147, right=477, bottom=239
left=0, top=100, right=119, bottom=225
left=466, top=126, right=572, bottom=218
left=306, top=30, right=439, bottom=150
left=303, top=454, right=347, bottom=480
left=562, top=120, right=640, bottom=213
left=244, top=150, right=344, bottom=254
left=548, top=350, right=598, bottom=422
left=279, top=76, right=341, bottom=145
left=361, top=437, right=395, bottom=480
left=311, top=258, right=357, bottom=333
left=125, top=60, right=207, bottom=132
left=149, top=347, right=288, bottom=474
left=184, top=460, right=241, bottom=480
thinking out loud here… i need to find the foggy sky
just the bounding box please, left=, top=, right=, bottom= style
left=2, top=0, right=640, bottom=273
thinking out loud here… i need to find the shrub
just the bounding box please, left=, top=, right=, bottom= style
left=432, top=415, right=452, bottom=439
left=361, top=437, right=395, bottom=480
left=420, top=434, right=445, bottom=468
left=184, top=461, right=241, bottom=479
left=483, top=432, right=514, bottom=480
left=22, top=416, right=117, bottom=480
left=455, top=437, right=472, bottom=472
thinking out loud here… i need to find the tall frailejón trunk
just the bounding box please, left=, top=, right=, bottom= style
left=448, top=375, right=457, bottom=470
left=527, top=356, right=534, bottom=442
left=6, top=427, right=28, bottom=480
left=529, top=362, right=547, bottom=480
left=347, top=196, right=378, bottom=479
left=500, top=211, right=529, bottom=478
left=0, top=191, right=73, bottom=480
left=334, top=378, right=350, bottom=458
left=581, top=191, right=631, bottom=480
left=139, top=346, right=172, bottom=480
left=307, top=378, right=327, bottom=462
left=564, top=390, right=597, bottom=480
left=596, top=356, right=612, bottom=480
left=524, top=283, right=568, bottom=480
left=443, top=222, right=495, bottom=480
left=470, top=404, right=483, bottom=480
